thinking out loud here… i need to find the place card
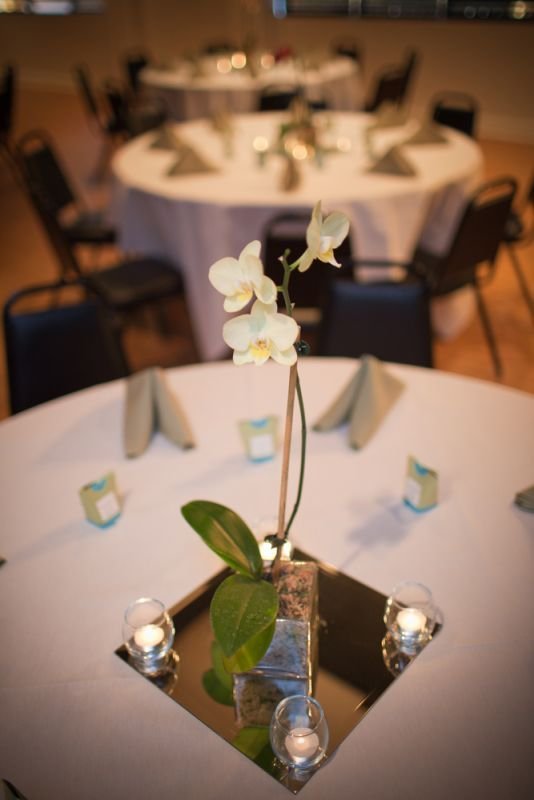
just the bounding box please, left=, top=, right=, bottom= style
left=79, top=471, right=122, bottom=528
left=239, top=416, right=278, bottom=462
left=404, top=455, right=438, bottom=512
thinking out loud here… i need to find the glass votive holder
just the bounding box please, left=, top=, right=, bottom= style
left=270, top=695, right=329, bottom=771
left=123, top=597, right=175, bottom=677
left=384, top=581, right=436, bottom=655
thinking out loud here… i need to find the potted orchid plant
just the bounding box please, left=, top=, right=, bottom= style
left=181, top=201, right=349, bottom=688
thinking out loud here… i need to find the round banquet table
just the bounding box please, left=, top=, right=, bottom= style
left=0, top=358, right=533, bottom=800
left=112, top=112, right=484, bottom=361
left=141, top=56, right=363, bottom=121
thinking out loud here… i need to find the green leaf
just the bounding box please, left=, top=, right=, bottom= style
left=222, top=619, right=276, bottom=674
left=211, top=574, right=278, bottom=660
left=210, top=640, right=232, bottom=691
left=233, top=727, right=277, bottom=773
left=233, top=726, right=271, bottom=759
left=181, top=500, right=262, bottom=578
left=202, top=669, right=234, bottom=706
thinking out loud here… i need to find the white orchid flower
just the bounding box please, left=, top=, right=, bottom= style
left=223, top=300, right=299, bottom=366
left=209, top=240, right=277, bottom=312
left=298, top=200, right=350, bottom=272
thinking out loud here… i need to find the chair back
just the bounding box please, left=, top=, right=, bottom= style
left=102, top=81, right=130, bottom=134
left=365, top=50, right=418, bottom=113
left=0, top=63, right=16, bottom=143
left=398, top=50, right=418, bottom=100
left=427, top=177, right=517, bottom=294
left=262, top=212, right=353, bottom=310
left=124, top=51, right=148, bottom=95
left=524, top=174, right=534, bottom=209
left=13, top=135, right=82, bottom=278
left=3, top=279, right=129, bottom=414
left=73, top=64, right=102, bottom=125
left=332, top=40, right=363, bottom=69
left=16, top=129, right=76, bottom=216
left=259, top=85, right=298, bottom=112
left=431, top=91, right=478, bottom=137
left=317, top=276, right=433, bottom=368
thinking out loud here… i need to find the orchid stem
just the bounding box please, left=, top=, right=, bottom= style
left=284, top=373, right=306, bottom=539
left=275, top=254, right=308, bottom=543
left=276, top=361, right=298, bottom=542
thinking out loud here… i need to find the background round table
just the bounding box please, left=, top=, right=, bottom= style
left=0, top=358, right=532, bottom=799
left=141, top=56, right=363, bottom=121
left=112, top=112, right=483, bottom=361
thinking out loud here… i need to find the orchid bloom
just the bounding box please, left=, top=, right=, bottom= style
left=209, top=240, right=277, bottom=312
left=297, top=200, right=350, bottom=272
left=223, top=300, right=299, bottom=366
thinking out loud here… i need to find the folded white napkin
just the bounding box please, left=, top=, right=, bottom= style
left=166, top=144, right=218, bottom=176
left=124, top=367, right=195, bottom=458
left=367, top=145, right=416, bottom=177
left=150, top=124, right=186, bottom=151
left=313, top=355, right=405, bottom=449
left=403, top=120, right=448, bottom=145
left=370, top=103, right=408, bottom=130
left=515, top=484, right=534, bottom=513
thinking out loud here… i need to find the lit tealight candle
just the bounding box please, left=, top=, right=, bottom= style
left=231, top=51, right=247, bottom=70
left=396, top=608, right=426, bottom=637
left=253, top=135, right=269, bottom=153
left=253, top=135, right=269, bottom=167
left=291, top=143, right=308, bottom=161
left=133, top=623, right=165, bottom=650
left=284, top=727, right=320, bottom=766
left=216, top=57, right=232, bottom=74
left=260, top=52, right=275, bottom=70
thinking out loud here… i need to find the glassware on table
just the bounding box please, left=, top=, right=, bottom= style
left=270, top=695, right=329, bottom=771
left=383, top=581, right=436, bottom=655
left=123, top=597, right=175, bottom=677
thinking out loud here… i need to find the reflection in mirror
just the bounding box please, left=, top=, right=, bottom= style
left=116, top=550, right=440, bottom=793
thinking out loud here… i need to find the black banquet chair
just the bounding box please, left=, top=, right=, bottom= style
left=72, top=64, right=128, bottom=178
left=317, top=275, right=433, bottom=368
left=332, top=40, right=363, bottom=70
left=364, top=50, right=418, bottom=113
left=13, top=134, right=195, bottom=343
left=123, top=50, right=149, bottom=98
left=328, top=177, right=518, bottom=377
left=258, top=84, right=299, bottom=112
left=503, top=174, right=534, bottom=321
left=431, top=91, right=478, bottom=138
left=412, top=176, right=518, bottom=377
left=0, top=62, right=16, bottom=148
left=262, top=211, right=352, bottom=344
left=102, top=79, right=167, bottom=139
left=3, top=279, right=129, bottom=415
left=73, top=64, right=125, bottom=140
left=16, top=129, right=116, bottom=249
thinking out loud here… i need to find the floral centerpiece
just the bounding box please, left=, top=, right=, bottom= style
left=181, top=201, right=349, bottom=708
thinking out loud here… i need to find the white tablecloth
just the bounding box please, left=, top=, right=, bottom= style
left=0, top=358, right=533, bottom=799
left=141, top=56, right=363, bottom=120
left=112, top=112, right=483, bottom=361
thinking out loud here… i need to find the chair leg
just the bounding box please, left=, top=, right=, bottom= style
left=474, top=284, right=502, bottom=379
left=506, top=245, right=534, bottom=323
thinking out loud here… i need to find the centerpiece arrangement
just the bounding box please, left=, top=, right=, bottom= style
left=181, top=200, right=350, bottom=725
